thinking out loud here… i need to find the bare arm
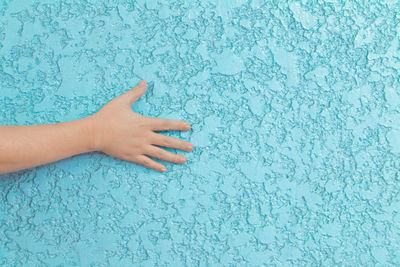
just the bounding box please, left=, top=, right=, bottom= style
left=0, top=118, right=94, bottom=174
left=0, top=80, right=193, bottom=174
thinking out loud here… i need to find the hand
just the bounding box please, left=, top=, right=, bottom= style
left=88, top=80, right=193, bottom=172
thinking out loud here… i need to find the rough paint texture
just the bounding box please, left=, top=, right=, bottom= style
left=1, top=0, right=400, bottom=266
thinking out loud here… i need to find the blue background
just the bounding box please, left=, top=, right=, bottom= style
left=1, top=0, right=400, bottom=266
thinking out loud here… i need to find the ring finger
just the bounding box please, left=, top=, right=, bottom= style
left=145, top=145, right=187, bottom=164
left=151, top=133, right=194, bottom=152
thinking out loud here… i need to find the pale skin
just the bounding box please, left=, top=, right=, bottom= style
left=0, top=80, right=194, bottom=174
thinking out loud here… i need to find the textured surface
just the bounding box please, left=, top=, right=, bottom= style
left=1, top=0, right=400, bottom=266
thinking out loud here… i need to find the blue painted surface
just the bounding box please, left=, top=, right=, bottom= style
left=1, top=0, right=400, bottom=266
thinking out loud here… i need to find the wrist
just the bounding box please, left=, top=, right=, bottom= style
left=82, top=115, right=102, bottom=152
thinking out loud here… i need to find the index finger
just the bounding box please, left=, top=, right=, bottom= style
left=149, top=117, right=191, bottom=131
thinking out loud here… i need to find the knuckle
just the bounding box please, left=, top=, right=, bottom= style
left=140, top=157, right=150, bottom=165
left=173, top=155, right=182, bottom=162
left=162, top=137, right=173, bottom=147
left=147, top=160, right=155, bottom=167
left=176, top=140, right=185, bottom=149
left=180, top=140, right=187, bottom=148
left=154, top=149, right=164, bottom=158
left=155, top=119, right=167, bottom=128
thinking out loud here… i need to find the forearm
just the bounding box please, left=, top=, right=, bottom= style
left=0, top=117, right=95, bottom=174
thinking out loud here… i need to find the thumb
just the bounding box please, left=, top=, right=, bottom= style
left=120, top=80, right=147, bottom=105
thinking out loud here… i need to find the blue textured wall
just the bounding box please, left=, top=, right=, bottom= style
left=1, top=0, right=400, bottom=266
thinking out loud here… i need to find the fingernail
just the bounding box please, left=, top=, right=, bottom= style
left=187, top=144, right=193, bottom=151
left=161, top=166, right=167, bottom=172
left=184, top=124, right=191, bottom=130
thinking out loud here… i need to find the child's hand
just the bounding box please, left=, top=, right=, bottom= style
left=88, top=80, right=193, bottom=172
